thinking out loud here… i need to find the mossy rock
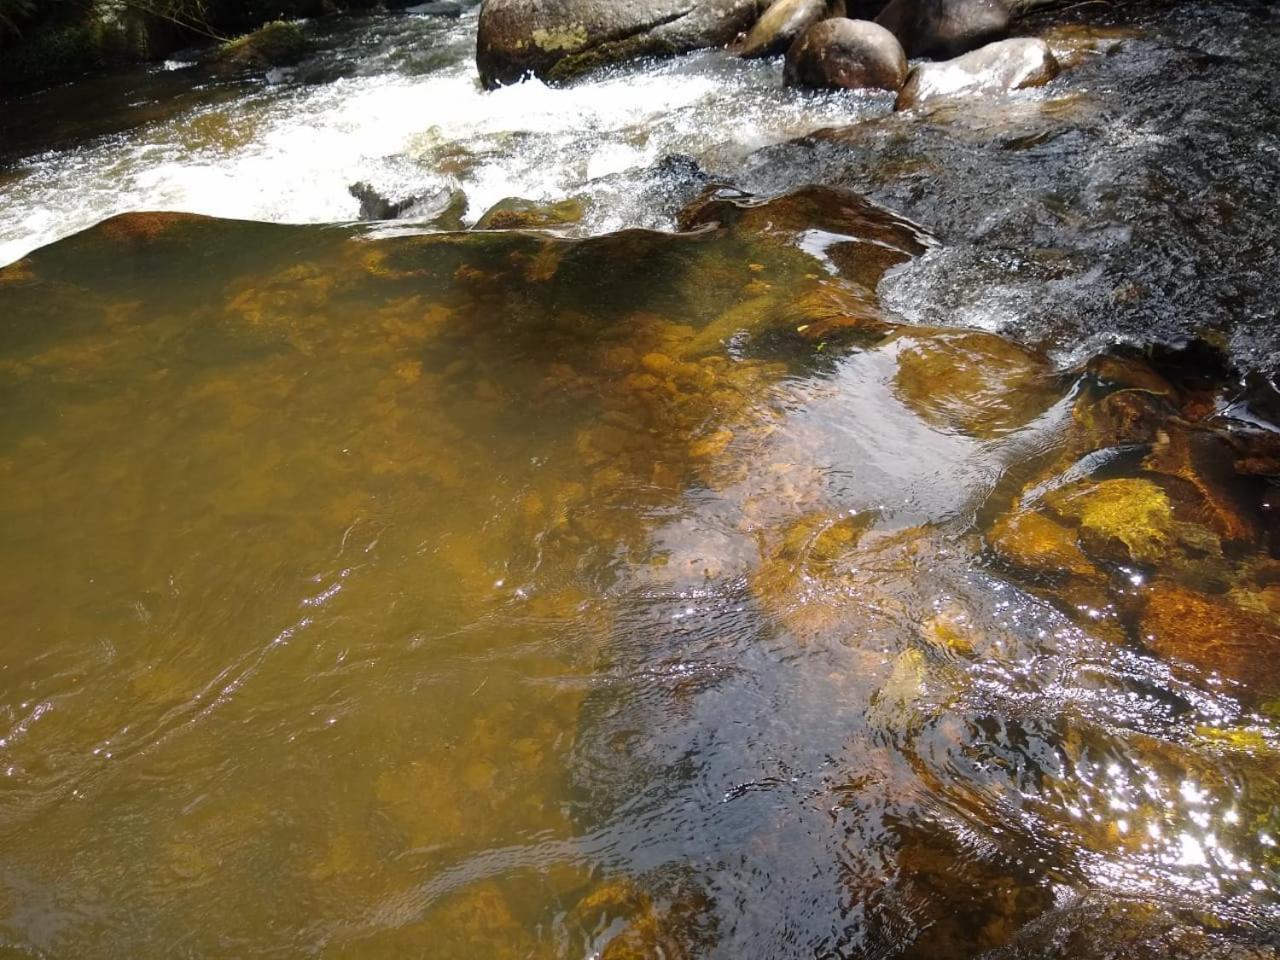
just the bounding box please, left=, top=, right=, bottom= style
left=1141, top=581, right=1280, bottom=699
left=473, top=197, right=585, bottom=231
left=987, top=508, right=1099, bottom=582
left=891, top=330, right=1061, bottom=439
left=1044, top=478, right=1175, bottom=567
left=0, top=7, right=159, bottom=88
left=217, top=20, right=308, bottom=70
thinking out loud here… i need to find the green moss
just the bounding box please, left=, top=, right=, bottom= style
left=1193, top=725, right=1273, bottom=754
left=217, top=19, right=307, bottom=69
left=1047, top=478, right=1174, bottom=565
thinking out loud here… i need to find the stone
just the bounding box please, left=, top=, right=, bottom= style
left=401, top=0, right=465, bottom=15
left=891, top=330, right=1060, bottom=438
left=739, top=0, right=845, bottom=59
left=875, top=0, right=1009, bottom=59
left=783, top=18, right=908, bottom=92
left=473, top=197, right=585, bottom=230
left=349, top=183, right=467, bottom=227
left=988, top=508, right=1098, bottom=582
left=216, top=20, right=307, bottom=71
left=1141, top=582, right=1280, bottom=698
left=475, top=0, right=764, bottom=88
left=895, top=38, right=1059, bottom=110
left=1045, top=478, right=1175, bottom=567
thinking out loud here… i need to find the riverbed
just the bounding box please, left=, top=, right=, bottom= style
left=0, top=2, right=1278, bottom=958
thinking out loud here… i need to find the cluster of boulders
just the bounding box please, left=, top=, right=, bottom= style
left=476, top=0, right=1061, bottom=109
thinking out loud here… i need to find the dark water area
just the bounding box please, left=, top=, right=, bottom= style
left=1, top=1, right=1279, bottom=958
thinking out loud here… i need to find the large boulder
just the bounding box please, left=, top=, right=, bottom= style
left=739, top=0, right=845, bottom=59
left=894, top=37, right=1059, bottom=109
left=783, top=18, right=908, bottom=92
left=476, top=0, right=765, bottom=88
left=215, top=20, right=308, bottom=72
left=874, top=0, right=1009, bottom=59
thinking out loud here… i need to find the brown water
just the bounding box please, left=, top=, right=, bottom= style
left=0, top=185, right=1277, bottom=957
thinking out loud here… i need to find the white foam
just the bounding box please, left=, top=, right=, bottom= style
left=0, top=19, right=871, bottom=265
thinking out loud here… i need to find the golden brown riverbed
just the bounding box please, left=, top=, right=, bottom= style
left=0, top=191, right=1277, bottom=958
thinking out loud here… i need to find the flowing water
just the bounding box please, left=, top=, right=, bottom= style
left=1, top=2, right=1279, bottom=958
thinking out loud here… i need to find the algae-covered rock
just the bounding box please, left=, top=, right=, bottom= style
left=216, top=20, right=308, bottom=70
left=474, top=197, right=586, bottom=231
left=1141, top=582, right=1280, bottom=698
left=987, top=508, right=1098, bottom=582
left=1044, top=478, right=1175, bottom=567
left=1043, top=476, right=1231, bottom=573
left=891, top=330, right=1061, bottom=438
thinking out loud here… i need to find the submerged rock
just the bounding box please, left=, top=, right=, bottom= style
left=399, top=0, right=466, bottom=15
left=739, top=0, right=845, bottom=59
left=1043, top=478, right=1181, bottom=567
left=987, top=509, right=1099, bottom=583
left=1141, top=582, right=1280, bottom=699
left=891, top=329, right=1061, bottom=438
left=895, top=38, right=1060, bottom=110
left=783, top=18, right=908, bottom=92
left=475, top=0, right=764, bottom=88
left=473, top=197, right=586, bottom=230
left=874, top=0, right=1008, bottom=59
left=1038, top=22, right=1135, bottom=70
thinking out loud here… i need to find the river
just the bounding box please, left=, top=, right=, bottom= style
left=0, top=2, right=1278, bottom=957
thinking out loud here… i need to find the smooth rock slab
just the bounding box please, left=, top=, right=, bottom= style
left=875, top=0, right=1009, bottom=58
left=476, top=0, right=764, bottom=88
left=894, top=38, right=1059, bottom=110
left=783, top=18, right=908, bottom=92
left=739, top=0, right=845, bottom=59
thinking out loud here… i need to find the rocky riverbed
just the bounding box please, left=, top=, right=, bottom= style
left=0, top=0, right=1277, bottom=957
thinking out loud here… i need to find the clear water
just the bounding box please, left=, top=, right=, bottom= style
left=0, top=3, right=1278, bottom=958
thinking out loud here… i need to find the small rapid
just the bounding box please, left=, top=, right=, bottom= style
left=0, top=8, right=871, bottom=265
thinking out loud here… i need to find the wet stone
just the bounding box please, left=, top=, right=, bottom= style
left=1141, top=582, right=1280, bottom=699
left=891, top=329, right=1062, bottom=438
left=473, top=197, right=586, bottom=231
left=895, top=38, right=1060, bottom=112
left=987, top=508, right=1099, bottom=583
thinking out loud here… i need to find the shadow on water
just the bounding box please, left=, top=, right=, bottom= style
left=0, top=181, right=1277, bottom=957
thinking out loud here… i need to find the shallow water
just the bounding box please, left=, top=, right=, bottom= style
left=1, top=1, right=1279, bottom=957
left=0, top=193, right=1277, bottom=957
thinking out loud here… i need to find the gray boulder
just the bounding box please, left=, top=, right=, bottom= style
left=875, top=0, right=1009, bottom=59
left=894, top=37, right=1059, bottom=109
left=783, top=18, right=908, bottom=91
left=739, top=0, right=845, bottom=59
left=476, top=0, right=765, bottom=88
